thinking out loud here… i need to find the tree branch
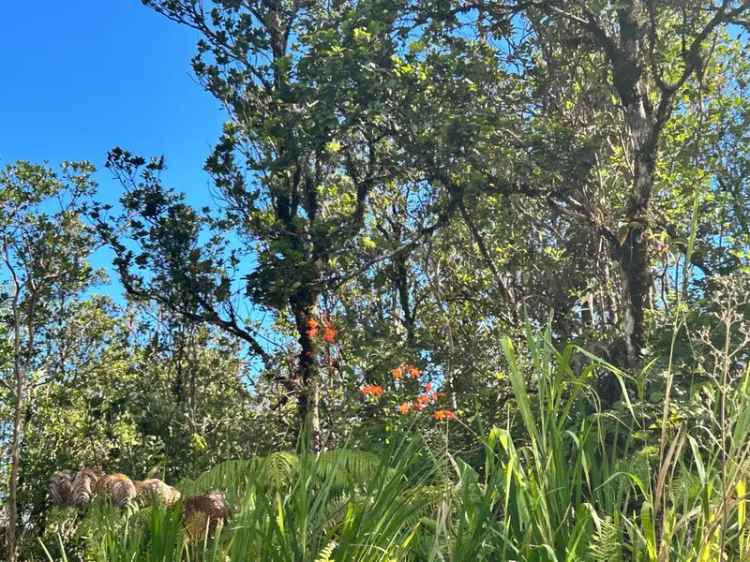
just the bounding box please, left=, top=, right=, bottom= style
left=116, top=261, right=272, bottom=366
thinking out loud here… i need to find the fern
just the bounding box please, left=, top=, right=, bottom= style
left=318, top=491, right=353, bottom=531
left=261, top=451, right=299, bottom=490
left=589, top=516, right=622, bottom=562
left=317, top=449, right=386, bottom=490
left=178, top=459, right=256, bottom=503
left=314, top=540, right=337, bottom=562
left=178, top=450, right=378, bottom=500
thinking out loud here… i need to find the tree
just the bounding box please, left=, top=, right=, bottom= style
left=14, top=297, right=266, bottom=559
left=95, top=0, right=750, bottom=453
left=0, top=161, right=96, bottom=562
left=502, top=0, right=750, bottom=366
left=99, top=0, right=455, bottom=451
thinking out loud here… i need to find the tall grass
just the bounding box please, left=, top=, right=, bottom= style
left=44, top=330, right=750, bottom=561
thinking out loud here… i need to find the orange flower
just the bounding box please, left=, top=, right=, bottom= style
left=306, top=318, right=319, bottom=338
left=414, top=394, right=430, bottom=411
left=322, top=317, right=337, bottom=344
left=433, top=409, right=456, bottom=421
left=360, top=384, right=384, bottom=398
left=398, top=402, right=411, bottom=415
left=424, top=382, right=433, bottom=392
left=408, top=365, right=421, bottom=379
left=323, top=327, right=336, bottom=344
left=391, top=366, right=404, bottom=381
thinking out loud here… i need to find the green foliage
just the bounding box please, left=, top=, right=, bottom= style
left=589, top=516, right=621, bottom=562
left=40, top=327, right=750, bottom=561
left=1, top=160, right=99, bottom=561
left=47, top=441, right=431, bottom=561
left=7, top=1, right=750, bottom=560
left=12, top=300, right=270, bottom=559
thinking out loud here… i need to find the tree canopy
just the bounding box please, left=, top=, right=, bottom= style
left=2, top=1, right=750, bottom=560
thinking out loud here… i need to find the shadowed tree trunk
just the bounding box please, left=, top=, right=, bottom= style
left=292, top=294, right=322, bottom=453
left=5, top=284, right=23, bottom=562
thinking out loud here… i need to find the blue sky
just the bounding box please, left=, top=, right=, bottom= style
left=0, top=1, right=225, bottom=208
left=1, top=1, right=230, bottom=292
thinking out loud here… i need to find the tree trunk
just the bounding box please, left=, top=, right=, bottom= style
left=616, top=225, right=650, bottom=367
left=6, top=306, right=23, bottom=562
left=6, top=380, right=23, bottom=562
left=614, top=86, right=659, bottom=368
left=607, top=2, right=657, bottom=369
left=292, top=297, right=322, bottom=453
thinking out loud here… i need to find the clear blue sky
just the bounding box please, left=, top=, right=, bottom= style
left=1, top=1, right=230, bottom=293
left=0, top=1, right=225, bottom=208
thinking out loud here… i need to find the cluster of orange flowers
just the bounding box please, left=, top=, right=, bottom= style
left=305, top=318, right=319, bottom=339
left=322, top=317, right=337, bottom=344
left=391, top=363, right=421, bottom=381
left=416, top=393, right=433, bottom=410
left=399, top=400, right=456, bottom=421
left=360, top=384, right=385, bottom=397
left=360, top=364, right=456, bottom=422
left=433, top=409, right=456, bottom=421
left=396, top=382, right=454, bottom=420
left=305, top=316, right=337, bottom=345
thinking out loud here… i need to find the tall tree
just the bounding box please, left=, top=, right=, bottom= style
left=509, top=0, right=750, bottom=366
left=100, top=0, right=420, bottom=451
left=0, top=161, right=96, bottom=562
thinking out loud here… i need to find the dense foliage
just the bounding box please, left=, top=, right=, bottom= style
left=2, top=0, right=750, bottom=560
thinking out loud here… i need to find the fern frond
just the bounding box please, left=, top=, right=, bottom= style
left=314, top=540, right=337, bottom=562
left=180, top=459, right=256, bottom=502
left=589, top=515, right=622, bottom=562
left=317, top=449, right=388, bottom=489
left=262, top=451, right=299, bottom=490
